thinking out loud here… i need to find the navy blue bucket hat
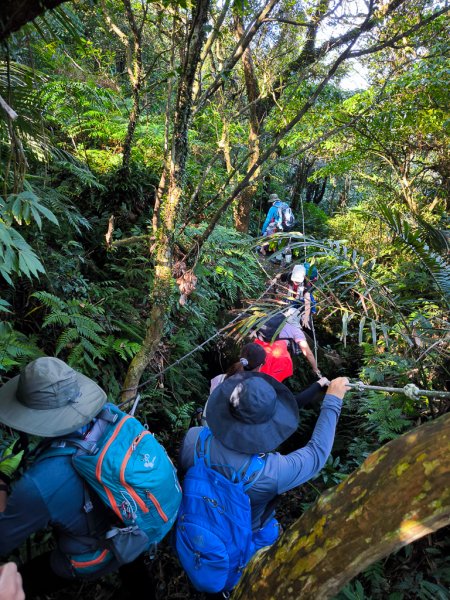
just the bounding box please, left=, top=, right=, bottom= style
left=206, top=371, right=299, bottom=453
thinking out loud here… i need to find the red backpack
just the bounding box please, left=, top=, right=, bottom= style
left=254, top=339, right=293, bottom=382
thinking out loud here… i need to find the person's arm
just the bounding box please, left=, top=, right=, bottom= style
left=261, top=207, right=275, bottom=234
left=298, top=339, right=321, bottom=376
left=276, top=377, right=349, bottom=493
left=0, top=563, right=25, bottom=600
left=0, top=472, right=51, bottom=556
left=294, top=377, right=330, bottom=408
left=301, top=291, right=311, bottom=328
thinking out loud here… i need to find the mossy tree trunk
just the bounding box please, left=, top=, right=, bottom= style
left=122, top=0, right=211, bottom=400
left=233, top=413, right=450, bottom=600
left=102, top=0, right=144, bottom=178
left=232, top=10, right=261, bottom=234
left=120, top=0, right=143, bottom=176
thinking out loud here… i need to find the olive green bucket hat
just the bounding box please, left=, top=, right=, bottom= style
left=0, top=357, right=107, bottom=437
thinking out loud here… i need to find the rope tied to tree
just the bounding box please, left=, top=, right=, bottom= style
left=120, top=278, right=278, bottom=409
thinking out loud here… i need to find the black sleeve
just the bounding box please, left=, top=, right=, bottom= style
left=294, top=382, right=326, bottom=408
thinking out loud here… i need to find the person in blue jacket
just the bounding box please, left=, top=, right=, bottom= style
left=0, top=357, right=155, bottom=599
left=261, top=193, right=286, bottom=234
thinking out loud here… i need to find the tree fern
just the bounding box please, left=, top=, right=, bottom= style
left=31, top=291, right=106, bottom=370
left=374, top=202, right=450, bottom=305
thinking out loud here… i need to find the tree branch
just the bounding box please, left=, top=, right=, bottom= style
left=193, top=0, right=281, bottom=115
left=0, top=94, right=18, bottom=120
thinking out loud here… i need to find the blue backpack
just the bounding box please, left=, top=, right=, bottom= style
left=174, top=428, right=265, bottom=593
left=40, top=403, right=182, bottom=574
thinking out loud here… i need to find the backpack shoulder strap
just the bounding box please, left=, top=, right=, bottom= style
left=50, top=437, right=99, bottom=455
left=97, top=406, right=121, bottom=424
left=194, top=427, right=213, bottom=466
left=242, top=454, right=266, bottom=491
left=193, top=429, right=266, bottom=489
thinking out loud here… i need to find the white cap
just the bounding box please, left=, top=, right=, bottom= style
left=291, top=264, right=306, bottom=283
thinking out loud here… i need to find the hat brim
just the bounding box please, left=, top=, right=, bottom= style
left=0, top=372, right=107, bottom=437
left=206, top=372, right=299, bottom=453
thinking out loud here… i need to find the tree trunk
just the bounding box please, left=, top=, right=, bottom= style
left=122, top=0, right=211, bottom=399
left=232, top=11, right=261, bottom=233
left=233, top=413, right=450, bottom=600
left=314, top=175, right=327, bottom=204
left=120, top=0, right=143, bottom=176
left=120, top=59, right=141, bottom=175
left=291, top=157, right=315, bottom=211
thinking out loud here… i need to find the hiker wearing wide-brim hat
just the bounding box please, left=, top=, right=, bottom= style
left=261, top=193, right=286, bottom=236
left=206, top=371, right=298, bottom=453
left=0, top=357, right=156, bottom=600
left=179, top=372, right=349, bottom=595
left=0, top=356, right=107, bottom=437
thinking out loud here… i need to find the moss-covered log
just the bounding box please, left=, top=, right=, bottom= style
left=233, top=413, right=450, bottom=600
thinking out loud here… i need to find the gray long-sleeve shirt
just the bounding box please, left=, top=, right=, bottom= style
left=179, top=393, right=342, bottom=531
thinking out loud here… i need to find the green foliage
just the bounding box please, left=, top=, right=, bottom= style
left=190, top=225, right=266, bottom=305
left=337, top=535, right=450, bottom=600
left=5, top=189, right=59, bottom=229
left=0, top=321, right=42, bottom=372
left=335, top=580, right=367, bottom=600
left=32, top=290, right=107, bottom=370
left=0, top=186, right=61, bottom=283
left=374, top=202, right=449, bottom=304
left=0, top=219, right=45, bottom=283
left=301, top=202, right=330, bottom=237
left=0, top=61, right=50, bottom=161
left=1, top=2, right=449, bottom=597
left=312, top=454, right=348, bottom=485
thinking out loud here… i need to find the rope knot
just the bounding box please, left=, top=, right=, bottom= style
left=403, top=384, right=420, bottom=400
left=354, top=381, right=365, bottom=393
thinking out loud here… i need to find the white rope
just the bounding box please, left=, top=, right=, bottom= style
left=310, top=314, right=318, bottom=364
left=347, top=381, right=450, bottom=400
left=121, top=279, right=277, bottom=402
left=299, top=194, right=307, bottom=263
left=298, top=192, right=318, bottom=362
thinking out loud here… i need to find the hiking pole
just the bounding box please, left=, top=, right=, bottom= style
left=347, top=381, right=450, bottom=400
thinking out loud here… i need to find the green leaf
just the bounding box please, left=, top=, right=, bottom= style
left=371, top=320, right=377, bottom=346
left=35, top=203, right=59, bottom=226
left=358, top=317, right=366, bottom=344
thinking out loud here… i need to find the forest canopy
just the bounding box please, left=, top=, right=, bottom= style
left=0, top=0, right=449, bottom=598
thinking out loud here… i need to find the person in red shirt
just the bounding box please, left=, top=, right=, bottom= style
left=254, top=337, right=293, bottom=382
left=253, top=314, right=293, bottom=382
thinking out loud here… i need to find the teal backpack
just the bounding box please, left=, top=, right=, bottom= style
left=41, top=403, right=182, bottom=574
